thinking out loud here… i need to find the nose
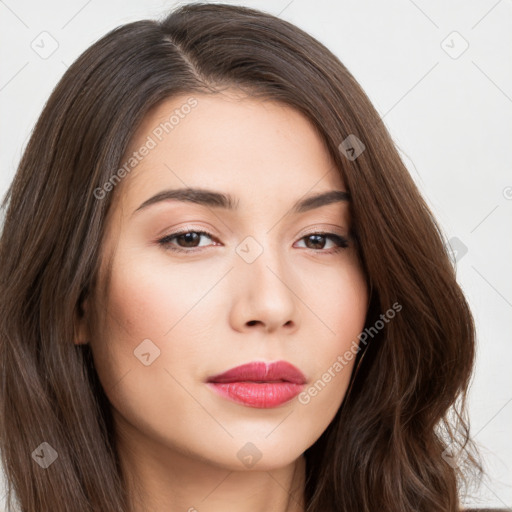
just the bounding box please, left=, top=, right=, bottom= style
left=229, top=245, right=300, bottom=335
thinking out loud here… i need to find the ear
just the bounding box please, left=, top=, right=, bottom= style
left=73, top=295, right=90, bottom=345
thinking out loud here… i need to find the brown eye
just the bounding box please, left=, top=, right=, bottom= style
left=297, top=233, right=349, bottom=253
left=158, top=230, right=216, bottom=253
left=174, top=232, right=202, bottom=248
left=304, top=234, right=327, bottom=250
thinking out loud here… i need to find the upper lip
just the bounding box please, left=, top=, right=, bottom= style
left=206, top=360, right=306, bottom=385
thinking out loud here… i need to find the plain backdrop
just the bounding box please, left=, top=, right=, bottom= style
left=0, top=0, right=511, bottom=509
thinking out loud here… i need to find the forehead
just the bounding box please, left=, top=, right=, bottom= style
left=109, top=90, right=345, bottom=224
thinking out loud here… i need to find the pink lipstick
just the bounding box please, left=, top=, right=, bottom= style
left=206, top=360, right=306, bottom=408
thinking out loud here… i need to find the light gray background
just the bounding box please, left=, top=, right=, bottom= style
left=0, top=0, right=510, bottom=509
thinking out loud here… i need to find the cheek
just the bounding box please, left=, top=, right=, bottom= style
left=300, top=252, right=368, bottom=350
left=106, top=245, right=222, bottom=339
left=89, top=248, right=220, bottom=393
left=292, top=256, right=367, bottom=438
left=89, top=251, right=222, bottom=452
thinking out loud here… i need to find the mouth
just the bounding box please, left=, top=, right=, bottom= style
left=206, top=360, right=307, bottom=408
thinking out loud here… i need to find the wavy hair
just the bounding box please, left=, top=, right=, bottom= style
left=0, top=3, right=481, bottom=511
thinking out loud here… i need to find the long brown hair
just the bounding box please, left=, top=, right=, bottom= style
left=0, top=3, right=481, bottom=511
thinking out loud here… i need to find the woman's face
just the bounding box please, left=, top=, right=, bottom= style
left=79, top=89, right=368, bottom=472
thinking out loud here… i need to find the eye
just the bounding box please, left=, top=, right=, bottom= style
left=158, top=229, right=217, bottom=253
left=157, top=229, right=349, bottom=254
left=295, top=232, right=349, bottom=254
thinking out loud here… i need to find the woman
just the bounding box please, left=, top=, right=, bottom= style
left=0, top=3, right=500, bottom=511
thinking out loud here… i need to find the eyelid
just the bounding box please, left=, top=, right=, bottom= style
left=296, top=223, right=348, bottom=238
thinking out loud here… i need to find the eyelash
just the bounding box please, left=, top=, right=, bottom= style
left=157, top=229, right=349, bottom=255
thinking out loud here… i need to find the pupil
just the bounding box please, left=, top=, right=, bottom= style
left=180, top=233, right=199, bottom=247
left=308, top=234, right=324, bottom=249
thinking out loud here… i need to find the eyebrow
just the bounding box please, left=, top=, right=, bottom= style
left=132, top=187, right=350, bottom=217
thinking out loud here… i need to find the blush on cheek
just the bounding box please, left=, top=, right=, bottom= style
left=106, top=258, right=173, bottom=340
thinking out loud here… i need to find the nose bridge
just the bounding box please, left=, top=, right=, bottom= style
left=231, top=232, right=299, bottom=331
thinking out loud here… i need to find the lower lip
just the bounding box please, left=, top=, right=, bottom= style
left=206, top=382, right=305, bottom=408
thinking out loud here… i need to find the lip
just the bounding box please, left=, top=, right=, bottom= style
left=206, top=360, right=306, bottom=408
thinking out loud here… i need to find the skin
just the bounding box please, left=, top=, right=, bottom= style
left=76, top=88, right=368, bottom=512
